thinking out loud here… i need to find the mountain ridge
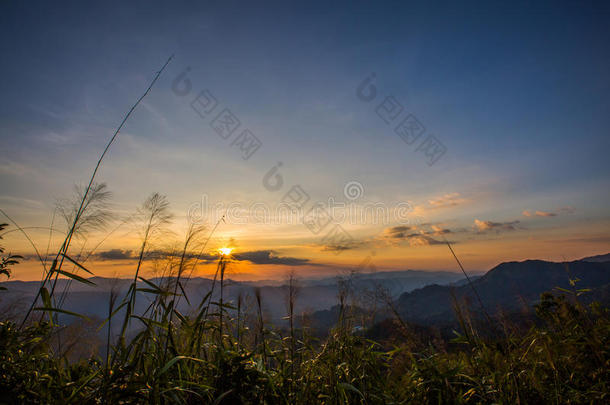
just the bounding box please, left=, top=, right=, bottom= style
left=395, top=257, right=610, bottom=324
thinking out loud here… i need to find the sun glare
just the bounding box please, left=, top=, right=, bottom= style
left=218, top=247, right=233, bottom=256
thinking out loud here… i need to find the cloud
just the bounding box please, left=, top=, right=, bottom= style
left=93, top=249, right=217, bottom=263
left=0, top=159, right=38, bottom=177
left=96, top=249, right=135, bottom=260
left=386, top=224, right=452, bottom=238
left=428, top=193, right=467, bottom=209
left=430, top=224, right=452, bottom=235
left=534, top=210, right=556, bottom=217
left=404, top=193, right=468, bottom=224
left=384, top=225, right=414, bottom=239
left=382, top=225, right=449, bottom=246
left=319, top=239, right=368, bottom=252
left=0, top=195, right=45, bottom=209
left=522, top=210, right=556, bottom=217
left=321, top=244, right=353, bottom=252
left=522, top=206, right=575, bottom=218
left=232, top=250, right=311, bottom=266
left=474, top=219, right=520, bottom=233
left=312, top=236, right=370, bottom=253
left=172, top=251, right=217, bottom=262
left=406, top=234, right=446, bottom=246
left=14, top=252, right=51, bottom=261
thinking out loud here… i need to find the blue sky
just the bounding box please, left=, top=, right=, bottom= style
left=1, top=1, right=609, bottom=280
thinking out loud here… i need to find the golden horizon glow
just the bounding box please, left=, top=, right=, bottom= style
left=218, top=247, right=234, bottom=256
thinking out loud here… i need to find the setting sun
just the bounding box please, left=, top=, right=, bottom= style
left=218, top=247, right=233, bottom=256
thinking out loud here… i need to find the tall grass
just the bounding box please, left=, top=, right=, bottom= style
left=1, top=217, right=608, bottom=403
left=3, top=194, right=609, bottom=403
left=20, top=55, right=173, bottom=328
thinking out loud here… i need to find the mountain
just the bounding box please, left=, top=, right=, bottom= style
left=580, top=253, right=610, bottom=263
left=301, top=256, right=610, bottom=332
left=0, top=269, right=469, bottom=324
left=4, top=256, right=608, bottom=332
left=395, top=258, right=610, bottom=324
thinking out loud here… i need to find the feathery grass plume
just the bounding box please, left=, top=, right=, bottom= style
left=20, top=56, right=173, bottom=328
left=117, top=192, right=173, bottom=348
left=162, top=224, right=206, bottom=360
left=56, top=182, right=112, bottom=239
left=50, top=182, right=112, bottom=314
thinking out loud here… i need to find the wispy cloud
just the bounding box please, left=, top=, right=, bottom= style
left=320, top=243, right=361, bottom=252
left=522, top=206, right=575, bottom=218
left=232, top=250, right=312, bottom=266
left=0, top=195, right=45, bottom=209
left=94, top=249, right=217, bottom=263
left=406, top=234, right=446, bottom=246
left=381, top=225, right=449, bottom=246
left=429, top=224, right=452, bottom=235
left=428, top=192, right=468, bottom=209
left=96, top=249, right=135, bottom=260
left=311, top=236, right=370, bottom=253
left=474, top=219, right=520, bottom=233
left=523, top=210, right=556, bottom=217
left=0, top=159, right=38, bottom=178
left=384, top=225, right=413, bottom=239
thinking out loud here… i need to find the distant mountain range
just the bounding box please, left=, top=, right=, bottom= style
left=301, top=254, right=610, bottom=331
left=2, top=254, right=608, bottom=333
left=0, top=268, right=470, bottom=324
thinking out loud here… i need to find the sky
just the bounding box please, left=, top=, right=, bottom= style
left=1, top=1, right=609, bottom=281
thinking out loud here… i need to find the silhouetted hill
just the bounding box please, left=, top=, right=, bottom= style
left=303, top=258, right=610, bottom=333
left=396, top=259, right=610, bottom=324
left=580, top=253, right=610, bottom=263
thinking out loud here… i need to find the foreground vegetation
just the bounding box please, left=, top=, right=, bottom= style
left=1, top=236, right=608, bottom=403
